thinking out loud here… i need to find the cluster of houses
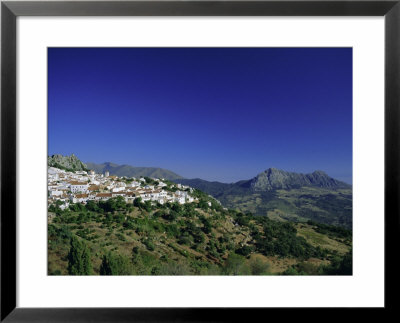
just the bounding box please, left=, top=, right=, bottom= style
left=48, top=167, right=199, bottom=211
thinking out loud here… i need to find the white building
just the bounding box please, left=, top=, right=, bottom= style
left=95, top=193, right=112, bottom=201
left=48, top=164, right=198, bottom=210
left=50, top=190, right=63, bottom=197
left=112, top=186, right=125, bottom=192
left=70, top=181, right=89, bottom=193
left=174, top=194, right=185, bottom=204
left=70, top=193, right=89, bottom=204
left=125, top=192, right=139, bottom=203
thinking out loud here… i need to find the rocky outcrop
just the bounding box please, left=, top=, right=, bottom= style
left=48, top=154, right=88, bottom=171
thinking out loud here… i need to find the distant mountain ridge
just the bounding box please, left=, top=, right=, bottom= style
left=176, top=168, right=350, bottom=193
left=249, top=168, right=349, bottom=191
left=86, top=161, right=183, bottom=181
left=174, top=168, right=352, bottom=228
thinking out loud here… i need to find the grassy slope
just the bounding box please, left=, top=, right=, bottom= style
left=218, top=187, right=352, bottom=229
left=295, top=223, right=350, bottom=255
left=48, top=202, right=351, bottom=276
left=176, top=178, right=352, bottom=229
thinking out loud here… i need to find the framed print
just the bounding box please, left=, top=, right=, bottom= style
left=1, top=0, right=399, bottom=321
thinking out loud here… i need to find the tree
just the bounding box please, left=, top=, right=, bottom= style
left=162, top=211, right=178, bottom=221
left=235, top=245, right=254, bottom=257
left=144, top=200, right=153, bottom=212
left=100, top=252, right=133, bottom=275
left=153, top=210, right=164, bottom=218
left=67, top=236, right=92, bottom=275
left=282, top=266, right=300, bottom=275
left=198, top=200, right=209, bottom=210
left=134, top=197, right=142, bottom=208
left=236, top=216, right=249, bottom=227
left=171, top=203, right=182, bottom=214
left=249, top=257, right=271, bottom=275
left=223, top=253, right=250, bottom=275
left=201, top=218, right=212, bottom=234
left=144, top=176, right=154, bottom=184
left=323, top=249, right=352, bottom=275
left=85, top=200, right=99, bottom=212
left=338, top=250, right=352, bottom=275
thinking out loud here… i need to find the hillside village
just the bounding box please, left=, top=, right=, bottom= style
left=48, top=167, right=201, bottom=210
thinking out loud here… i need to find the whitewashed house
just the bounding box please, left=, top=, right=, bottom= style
left=112, top=191, right=126, bottom=198
left=70, top=181, right=89, bottom=193
left=50, top=190, right=63, bottom=197
left=174, top=194, right=185, bottom=204
left=125, top=192, right=139, bottom=203
left=70, top=193, right=89, bottom=204
left=59, top=202, right=70, bottom=210
left=112, top=186, right=125, bottom=193
left=95, top=193, right=112, bottom=201
left=130, top=181, right=140, bottom=187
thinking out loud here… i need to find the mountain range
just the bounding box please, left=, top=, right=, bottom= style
left=85, top=162, right=183, bottom=181
left=174, top=168, right=352, bottom=228
left=175, top=168, right=349, bottom=192
left=86, top=159, right=352, bottom=228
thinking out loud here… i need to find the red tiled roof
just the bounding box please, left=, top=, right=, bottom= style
left=96, top=193, right=112, bottom=197
left=75, top=194, right=89, bottom=198
left=69, top=181, right=88, bottom=186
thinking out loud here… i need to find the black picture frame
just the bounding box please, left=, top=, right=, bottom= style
left=1, top=0, right=399, bottom=321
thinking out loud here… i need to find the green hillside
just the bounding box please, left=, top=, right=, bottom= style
left=217, top=187, right=352, bottom=229
left=48, top=190, right=352, bottom=276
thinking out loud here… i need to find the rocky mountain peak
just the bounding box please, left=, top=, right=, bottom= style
left=250, top=168, right=349, bottom=191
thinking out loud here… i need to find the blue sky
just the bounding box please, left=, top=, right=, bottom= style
left=48, top=48, right=352, bottom=183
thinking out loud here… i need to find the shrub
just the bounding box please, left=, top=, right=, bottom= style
left=143, top=239, right=155, bottom=251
